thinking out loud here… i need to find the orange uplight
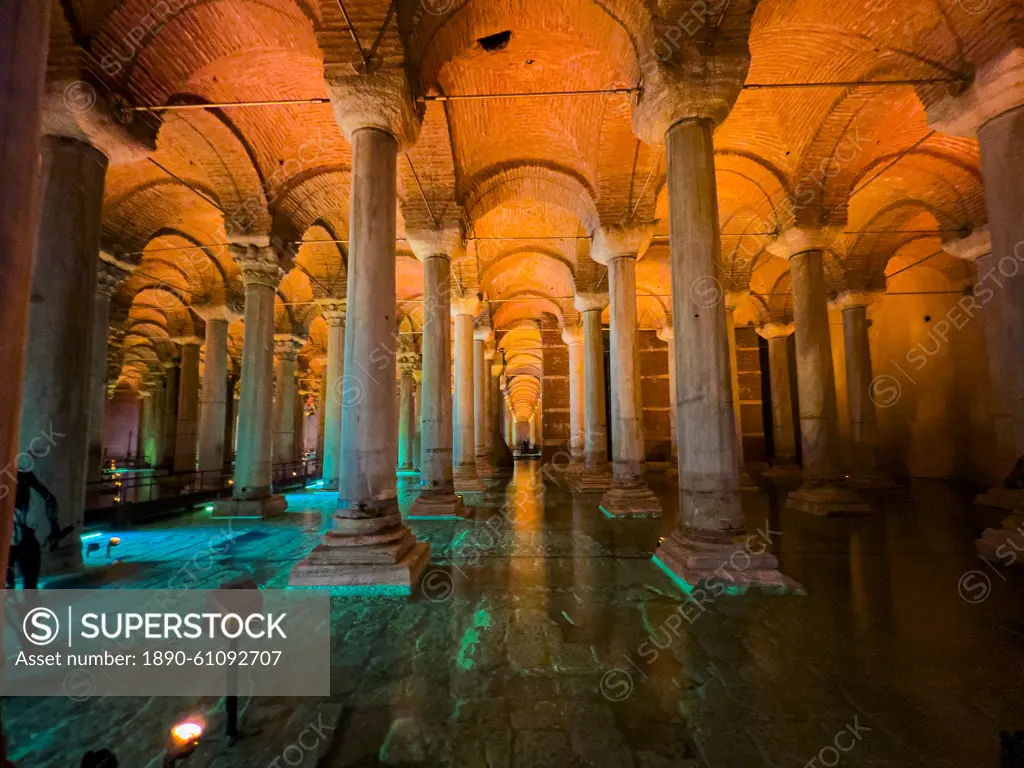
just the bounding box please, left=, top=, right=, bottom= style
left=171, top=721, right=203, bottom=746
left=109, top=537, right=121, bottom=545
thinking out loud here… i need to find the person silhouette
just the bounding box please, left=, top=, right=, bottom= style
left=8, top=470, right=64, bottom=589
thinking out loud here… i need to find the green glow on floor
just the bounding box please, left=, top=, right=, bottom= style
left=287, top=584, right=411, bottom=596
left=456, top=608, right=492, bottom=670
left=408, top=515, right=464, bottom=521
left=651, top=555, right=695, bottom=596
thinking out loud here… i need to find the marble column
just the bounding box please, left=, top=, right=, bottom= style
left=756, top=323, right=800, bottom=471
left=656, top=326, right=678, bottom=470
left=273, top=335, right=303, bottom=464
left=835, top=291, right=894, bottom=487
left=217, top=244, right=287, bottom=518
left=398, top=357, right=416, bottom=470
left=768, top=228, right=869, bottom=515
left=490, top=360, right=513, bottom=468
left=452, top=296, right=483, bottom=491
left=292, top=85, right=429, bottom=589
left=640, top=113, right=789, bottom=587
left=196, top=312, right=231, bottom=475
left=88, top=260, right=131, bottom=480
left=529, top=413, right=538, bottom=446
left=413, top=370, right=423, bottom=470
left=0, top=0, right=51, bottom=620
left=562, top=325, right=586, bottom=472
left=144, top=377, right=166, bottom=467
left=18, top=135, right=108, bottom=574
left=172, top=339, right=201, bottom=473
left=409, top=243, right=464, bottom=518
left=930, top=50, right=1024, bottom=510
left=474, top=327, right=493, bottom=475
left=319, top=300, right=346, bottom=490
left=225, top=374, right=239, bottom=464
left=573, top=293, right=612, bottom=488
left=592, top=227, right=661, bottom=517
left=160, top=359, right=179, bottom=467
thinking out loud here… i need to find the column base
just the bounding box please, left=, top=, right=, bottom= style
left=739, top=470, right=758, bottom=490
left=475, top=456, right=495, bottom=478
left=571, top=465, right=613, bottom=492
left=975, top=487, right=1024, bottom=511
left=321, top=479, right=339, bottom=491
left=762, top=462, right=802, bottom=479
left=452, top=467, right=484, bottom=492
left=787, top=483, right=870, bottom=516
left=289, top=512, right=431, bottom=591
left=213, top=494, right=288, bottom=519
left=846, top=471, right=899, bottom=489
left=409, top=490, right=470, bottom=520
left=599, top=483, right=662, bottom=519
left=976, top=513, right=1024, bottom=564
left=653, top=530, right=803, bottom=594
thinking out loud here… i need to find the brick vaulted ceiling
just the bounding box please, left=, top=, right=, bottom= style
left=49, top=0, right=1020, bottom=394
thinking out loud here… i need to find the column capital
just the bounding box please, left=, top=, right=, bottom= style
left=766, top=227, right=839, bottom=260
left=631, top=57, right=749, bottom=145
left=943, top=225, right=992, bottom=261
left=831, top=290, right=884, bottom=312
left=756, top=322, right=795, bottom=340
left=562, top=325, right=584, bottom=345
left=655, top=326, right=674, bottom=343
left=170, top=335, right=203, bottom=347
left=724, top=290, right=750, bottom=311
left=273, top=334, right=305, bottom=360
left=407, top=223, right=466, bottom=262
left=451, top=294, right=481, bottom=318
left=574, top=291, right=610, bottom=313
left=591, top=223, right=655, bottom=265
left=193, top=303, right=242, bottom=323
left=398, top=348, right=419, bottom=375
left=96, top=257, right=133, bottom=297
left=474, top=324, right=494, bottom=343
left=41, top=79, right=157, bottom=166
left=325, top=69, right=423, bottom=150
left=231, top=243, right=286, bottom=289
left=490, top=361, right=504, bottom=377
left=317, top=298, right=348, bottom=326
left=927, top=48, right=1024, bottom=137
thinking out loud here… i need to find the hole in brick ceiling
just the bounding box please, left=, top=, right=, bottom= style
left=478, top=30, right=512, bottom=52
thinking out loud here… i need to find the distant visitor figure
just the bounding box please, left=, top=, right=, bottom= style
left=8, top=470, right=70, bottom=589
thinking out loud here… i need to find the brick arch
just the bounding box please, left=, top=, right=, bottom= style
left=295, top=223, right=348, bottom=301
left=464, top=165, right=600, bottom=235
left=494, top=295, right=565, bottom=331
left=273, top=167, right=353, bottom=245
left=482, top=250, right=577, bottom=302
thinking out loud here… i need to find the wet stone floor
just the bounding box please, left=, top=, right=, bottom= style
left=4, top=462, right=1023, bottom=767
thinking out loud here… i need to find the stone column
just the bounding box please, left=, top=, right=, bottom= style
left=756, top=323, right=799, bottom=471
left=592, top=227, right=661, bottom=517
left=768, top=228, right=869, bottom=515
left=160, top=359, right=178, bottom=467
left=834, top=291, right=894, bottom=487
left=144, top=376, right=166, bottom=467
left=634, top=102, right=789, bottom=587
left=452, top=295, right=483, bottom=491
left=474, top=327, right=493, bottom=475
left=413, top=370, right=423, bottom=470
left=656, top=326, right=678, bottom=470
left=490, top=360, right=513, bottom=468
left=273, top=335, right=303, bottom=464
left=573, top=293, right=612, bottom=488
left=398, top=354, right=416, bottom=470
left=88, top=259, right=132, bottom=479
left=930, top=50, right=1024, bottom=509
left=217, top=244, right=287, bottom=518
left=292, top=76, right=429, bottom=589
left=172, top=338, right=201, bottom=473
left=562, top=325, right=586, bottom=472
left=319, top=300, right=346, bottom=490
left=17, top=135, right=108, bottom=573
left=225, top=374, right=239, bottom=464
left=0, top=0, right=51, bottom=630
left=409, top=237, right=465, bottom=517
left=196, top=311, right=231, bottom=474
left=529, top=413, right=538, bottom=446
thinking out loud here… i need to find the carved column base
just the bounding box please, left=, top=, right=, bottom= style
left=787, top=483, right=870, bottom=516
left=409, top=490, right=469, bottom=519
left=572, top=464, right=613, bottom=491
left=290, top=507, right=431, bottom=591
left=213, top=494, right=287, bottom=519
left=653, top=530, right=803, bottom=595
left=599, top=483, right=662, bottom=518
